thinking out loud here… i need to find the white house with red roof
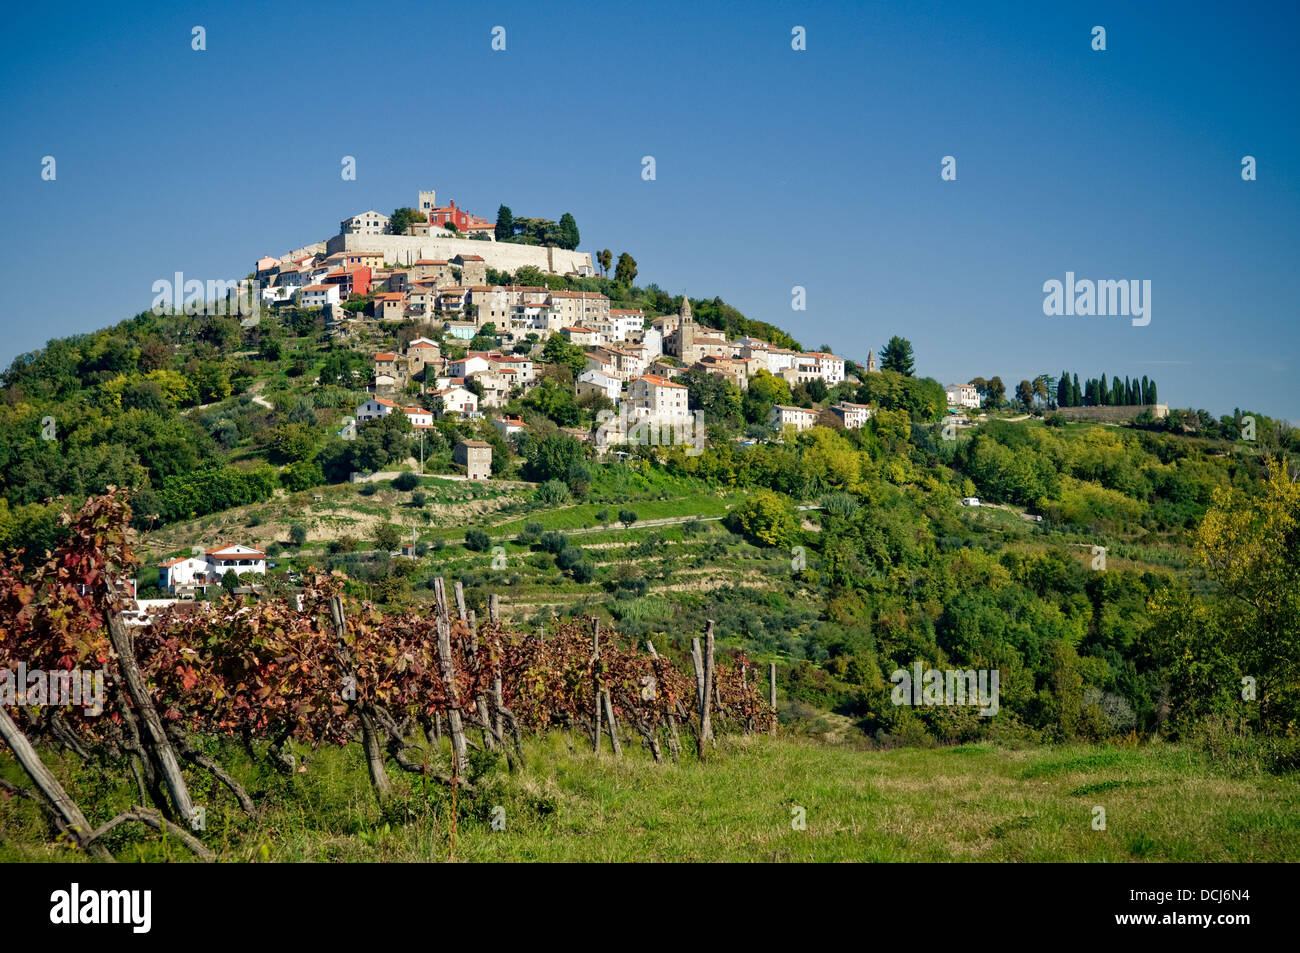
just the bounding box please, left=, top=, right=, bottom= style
left=627, top=374, right=690, bottom=419
left=298, top=283, right=340, bottom=311
left=432, top=386, right=478, bottom=417
left=493, top=415, right=528, bottom=437
left=156, top=556, right=210, bottom=593
left=357, top=397, right=436, bottom=428
left=205, top=544, right=267, bottom=577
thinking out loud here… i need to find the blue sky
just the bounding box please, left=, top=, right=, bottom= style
left=2, top=0, right=1296, bottom=419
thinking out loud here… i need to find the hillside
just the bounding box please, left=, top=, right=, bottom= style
left=1, top=268, right=1297, bottom=759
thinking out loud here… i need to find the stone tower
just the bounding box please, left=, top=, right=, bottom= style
left=866, top=349, right=878, bottom=373
left=418, top=189, right=437, bottom=214
left=676, top=293, right=697, bottom=365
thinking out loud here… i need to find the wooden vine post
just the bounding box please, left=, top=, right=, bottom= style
left=645, top=640, right=681, bottom=760
left=0, top=706, right=99, bottom=851
left=697, top=621, right=716, bottom=758
left=105, top=582, right=197, bottom=825
left=433, top=578, right=469, bottom=778
left=330, top=595, right=392, bottom=802
left=591, top=617, right=602, bottom=754
left=769, top=662, right=778, bottom=736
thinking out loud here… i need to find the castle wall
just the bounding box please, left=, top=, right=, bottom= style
left=324, top=232, right=593, bottom=276
left=1055, top=403, right=1169, bottom=422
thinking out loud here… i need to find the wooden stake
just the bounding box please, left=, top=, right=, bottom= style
left=769, top=661, right=778, bottom=736
left=331, top=595, right=392, bottom=801
left=106, top=584, right=197, bottom=824
left=602, top=690, right=622, bottom=757
left=645, top=640, right=681, bottom=760
left=698, top=621, right=715, bottom=758
left=591, top=617, right=602, bottom=754
left=434, top=578, right=469, bottom=778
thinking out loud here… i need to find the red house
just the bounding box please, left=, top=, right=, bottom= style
left=428, top=199, right=493, bottom=235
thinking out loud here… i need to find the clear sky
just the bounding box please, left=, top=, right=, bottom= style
left=2, top=0, right=1296, bottom=419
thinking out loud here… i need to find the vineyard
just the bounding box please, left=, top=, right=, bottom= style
left=0, top=492, right=773, bottom=861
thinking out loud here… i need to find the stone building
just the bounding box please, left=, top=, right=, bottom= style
left=454, top=440, right=493, bottom=480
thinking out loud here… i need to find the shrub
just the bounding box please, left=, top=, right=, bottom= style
left=289, top=524, right=308, bottom=547
left=535, top=479, right=571, bottom=505
left=618, top=509, right=638, bottom=528
left=328, top=536, right=357, bottom=555
left=411, top=491, right=427, bottom=508
left=725, top=490, right=797, bottom=547
left=571, top=561, right=596, bottom=583
left=556, top=546, right=584, bottom=570
left=465, top=528, right=492, bottom=551
left=392, top=472, right=421, bottom=492
left=539, top=531, right=568, bottom=554
left=374, top=523, right=404, bottom=552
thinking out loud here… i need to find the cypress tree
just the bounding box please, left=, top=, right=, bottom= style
left=1072, top=374, right=1081, bottom=406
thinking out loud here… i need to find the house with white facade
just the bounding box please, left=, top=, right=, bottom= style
left=577, top=369, right=622, bottom=404
left=627, top=374, right=690, bottom=420
left=432, top=386, right=478, bottom=417
left=298, top=283, right=341, bottom=311
left=770, top=404, right=819, bottom=432
left=946, top=383, right=981, bottom=409
left=831, top=401, right=873, bottom=429
left=340, top=210, right=390, bottom=235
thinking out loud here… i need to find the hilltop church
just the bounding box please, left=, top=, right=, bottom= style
left=664, top=295, right=731, bottom=366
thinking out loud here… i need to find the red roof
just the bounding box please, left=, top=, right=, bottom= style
left=205, top=544, right=267, bottom=558
left=635, top=374, right=687, bottom=390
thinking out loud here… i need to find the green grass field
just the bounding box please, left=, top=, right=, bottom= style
left=5, top=736, right=1295, bottom=862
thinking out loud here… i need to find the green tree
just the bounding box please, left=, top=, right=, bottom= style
left=726, top=489, right=798, bottom=547
left=495, top=205, right=514, bottom=242
left=557, top=213, right=580, bottom=250
left=597, top=249, right=612, bottom=276
left=541, top=334, right=587, bottom=379
left=523, top=432, right=586, bottom=485
left=680, top=369, right=742, bottom=431
left=1016, top=380, right=1035, bottom=409
left=525, top=378, right=580, bottom=426
left=880, top=336, right=915, bottom=376
left=389, top=208, right=424, bottom=234
left=465, top=528, right=492, bottom=551
left=374, top=523, right=403, bottom=551
left=221, top=569, right=239, bottom=594
left=618, top=509, right=638, bottom=529
left=614, top=252, right=638, bottom=284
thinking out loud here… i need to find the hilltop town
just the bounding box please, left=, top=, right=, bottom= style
left=249, top=188, right=906, bottom=447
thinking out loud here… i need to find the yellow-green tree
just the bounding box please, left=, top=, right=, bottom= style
left=1152, top=456, right=1299, bottom=733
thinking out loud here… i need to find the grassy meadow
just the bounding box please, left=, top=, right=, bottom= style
left=4, top=735, right=1295, bottom=862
